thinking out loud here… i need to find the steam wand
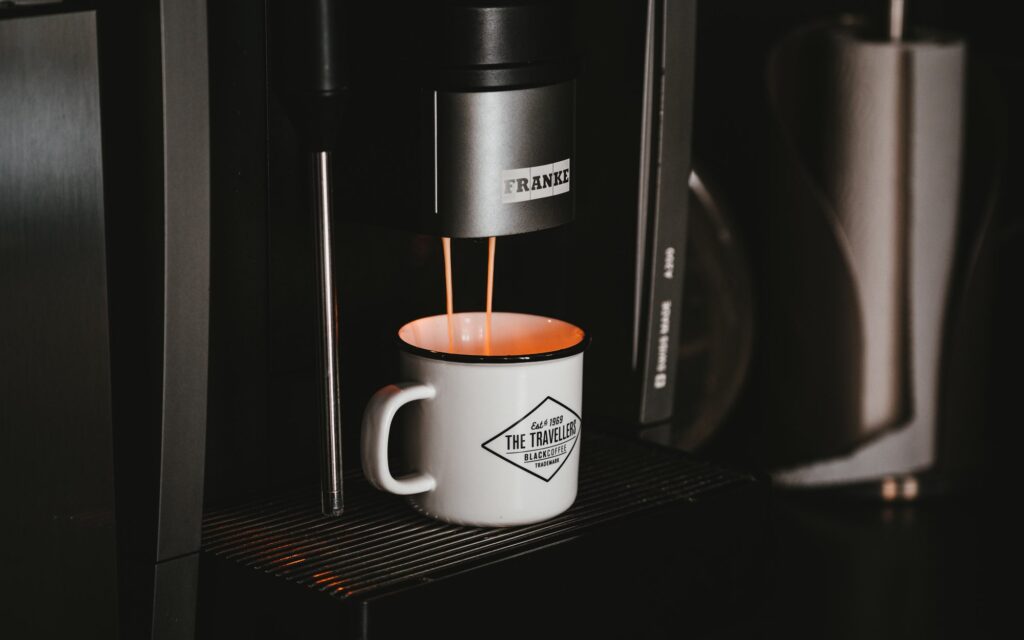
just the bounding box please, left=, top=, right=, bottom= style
left=314, top=150, right=343, bottom=516
left=280, top=0, right=349, bottom=517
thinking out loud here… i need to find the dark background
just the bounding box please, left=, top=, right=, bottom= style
left=689, top=1, right=1019, bottom=637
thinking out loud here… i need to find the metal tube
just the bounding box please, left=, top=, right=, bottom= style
left=313, top=150, right=344, bottom=517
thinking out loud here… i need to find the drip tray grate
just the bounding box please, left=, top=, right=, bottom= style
left=201, top=433, right=757, bottom=602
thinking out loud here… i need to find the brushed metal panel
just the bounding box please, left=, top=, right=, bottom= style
left=436, top=81, right=575, bottom=238
left=0, top=10, right=119, bottom=636
left=154, top=0, right=211, bottom=563
left=152, top=553, right=200, bottom=640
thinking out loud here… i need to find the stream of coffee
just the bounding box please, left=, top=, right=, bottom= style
left=441, top=237, right=496, bottom=355
left=485, top=236, right=496, bottom=355
left=442, top=237, right=454, bottom=352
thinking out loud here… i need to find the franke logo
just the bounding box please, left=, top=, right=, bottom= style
left=501, top=158, right=571, bottom=204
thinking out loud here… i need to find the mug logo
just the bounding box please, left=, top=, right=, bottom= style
left=481, top=396, right=581, bottom=482
left=501, top=159, right=571, bottom=204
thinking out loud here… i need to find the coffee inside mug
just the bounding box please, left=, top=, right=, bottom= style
left=398, top=312, right=586, bottom=360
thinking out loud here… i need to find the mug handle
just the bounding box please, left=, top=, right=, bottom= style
left=361, top=382, right=438, bottom=495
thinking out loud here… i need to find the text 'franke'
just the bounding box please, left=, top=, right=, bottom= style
left=501, top=158, right=571, bottom=203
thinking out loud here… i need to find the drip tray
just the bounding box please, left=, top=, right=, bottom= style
left=198, top=434, right=768, bottom=639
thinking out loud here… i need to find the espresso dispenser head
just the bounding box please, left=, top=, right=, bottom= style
left=420, top=1, right=577, bottom=238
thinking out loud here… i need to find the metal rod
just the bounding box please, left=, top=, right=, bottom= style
left=313, top=150, right=344, bottom=517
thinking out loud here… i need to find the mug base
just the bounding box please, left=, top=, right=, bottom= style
left=407, top=497, right=575, bottom=528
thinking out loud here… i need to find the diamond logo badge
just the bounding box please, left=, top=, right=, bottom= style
left=481, top=396, right=582, bottom=482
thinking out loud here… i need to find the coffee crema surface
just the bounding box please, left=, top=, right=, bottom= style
left=399, top=312, right=585, bottom=357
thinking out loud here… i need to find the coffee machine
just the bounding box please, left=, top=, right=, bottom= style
left=274, top=0, right=580, bottom=519
left=1, top=1, right=769, bottom=637
left=203, top=0, right=702, bottom=513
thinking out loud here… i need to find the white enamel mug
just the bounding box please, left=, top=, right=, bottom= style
left=361, top=312, right=588, bottom=527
